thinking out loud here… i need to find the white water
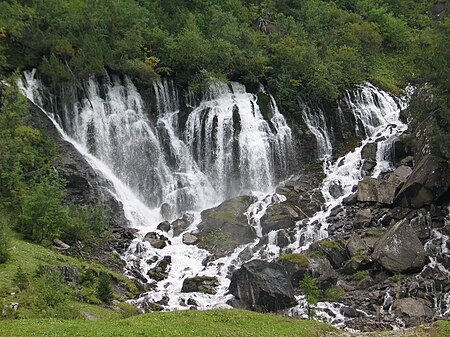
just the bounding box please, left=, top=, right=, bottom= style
left=289, top=83, right=407, bottom=252
left=299, top=99, right=333, bottom=159
left=18, top=71, right=294, bottom=311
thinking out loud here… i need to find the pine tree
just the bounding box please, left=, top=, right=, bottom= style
left=299, top=273, right=321, bottom=319
left=13, top=266, right=29, bottom=291
left=97, top=272, right=114, bottom=304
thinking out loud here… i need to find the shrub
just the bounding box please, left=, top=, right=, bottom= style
left=299, top=274, right=321, bottom=319
left=13, top=266, right=29, bottom=291
left=0, top=223, right=9, bottom=264
left=97, top=273, right=114, bottom=304
left=321, top=286, right=345, bottom=302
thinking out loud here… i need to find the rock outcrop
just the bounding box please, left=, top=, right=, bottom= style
left=196, top=196, right=257, bottom=257
left=229, top=260, right=296, bottom=312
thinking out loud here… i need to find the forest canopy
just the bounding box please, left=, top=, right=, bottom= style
left=0, top=0, right=448, bottom=106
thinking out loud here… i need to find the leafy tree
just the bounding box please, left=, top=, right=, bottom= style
left=97, top=272, right=114, bottom=304
left=18, top=178, right=69, bottom=243
left=299, top=273, right=321, bottom=319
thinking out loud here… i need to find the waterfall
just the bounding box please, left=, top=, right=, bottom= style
left=19, top=72, right=293, bottom=218
left=289, top=83, right=407, bottom=251
left=299, top=99, right=333, bottom=159
left=18, top=70, right=295, bottom=311
left=184, top=81, right=293, bottom=196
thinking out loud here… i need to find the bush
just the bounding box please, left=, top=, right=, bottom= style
left=18, top=178, right=69, bottom=243
left=299, top=274, right=321, bottom=319
left=97, top=273, right=114, bottom=304
left=321, top=286, right=345, bottom=302
left=0, top=223, right=9, bottom=264
left=13, top=266, right=29, bottom=291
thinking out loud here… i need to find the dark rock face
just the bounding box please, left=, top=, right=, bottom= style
left=229, top=260, right=296, bottom=312
left=260, top=203, right=302, bottom=235
left=196, top=196, right=257, bottom=257
left=395, top=154, right=450, bottom=208
left=181, top=276, right=219, bottom=294
left=372, top=220, right=426, bottom=273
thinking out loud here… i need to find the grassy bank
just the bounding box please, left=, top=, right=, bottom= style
left=0, top=309, right=336, bottom=337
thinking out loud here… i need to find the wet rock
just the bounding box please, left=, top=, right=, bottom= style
left=394, top=165, right=413, bottom=180
left=361, top=142, right=377, bottom=161
left=395, top=154, right=450, bottom=208
left=181, top=276, right=219, bottom=295
left=340, top=306, right=365, bottom=318
left=396, top=297, right=433, bottom=327
left=147, top=256, right=171, bottom=281
left=171, top=219, right=189, bottom=237
left=196, top=196, right=257, bottom=257
left=260, top=203, right=301, bottom=235
left=342, top=192, right=357, bottom=205
left=182, top=232, right=198, bottom=245
left=160, top=203, right=172, bottom=220
left=372, top=220, right=426, bottom=273
left=354, top=209, right=373, bottom=227
left=341, top=255, right=372, bottom=274
left=229, top=260, right=295, bottom=312
left=143, top=232, right=168, bottom=249
left=157, top=221, right=171, bottom=232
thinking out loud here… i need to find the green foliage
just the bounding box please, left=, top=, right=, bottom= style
left=277, top=253, right=309, bottom=267
left=321, top=286, right=345, bottom=302
left=352, top=270, right=369, bottom=281
left=299, top=274, right=321, bottom=319
left=12, top=266, right=29, bottom=291
left=97, top=273, right=114, bottom=304
left=18, top=178, right=69, bottom=243
left=117, top=302, right=139, bottom=318
left=0, top=222, right=9, bottom=264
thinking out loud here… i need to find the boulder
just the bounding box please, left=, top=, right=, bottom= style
left=394, top=166, right=413, bottom=180
left=310, top=240, right=349, bottom=269
left=357, top=174, right=404, bottom=205
left=181, top=276, right=219, bottom=294
left=157, top=221, right=171, bottom=232
left=277, top=253, right=309, bottom=287
left=147, top=256, right=171, bottom=281
left=229, top=260, right=296, bottom=312
left=395, top=154, right=450, bottom=208
left=196, top=196, right=257, bottom=257
left=144, top=232, right=168, bottom=249
left=346, top=233, right=369, bottom=257
left=308, top=256, right=338, bottom=290
left=396, top=298, right=433, bottom=327
left=260, top=203, right=302, bottom=235
left=182, top=232, right=198, bottom=245
left=372, top=220, right=426, bottom=273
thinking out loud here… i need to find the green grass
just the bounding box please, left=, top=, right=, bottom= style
left=277, top=253, right=309, bottom=267
left=436, top=320, right=450, bottom=337
left=0, top=309, right=336, bottom=337
left=0, top=234, right=136, bottom=297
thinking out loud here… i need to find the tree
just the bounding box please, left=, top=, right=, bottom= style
left=299, top=273, right=321, bottom=319
left=0, top=222, right=9, bottom=264
left=13, top=266, right=29, bottom=291
left=97, top=272, right=114, bottom=304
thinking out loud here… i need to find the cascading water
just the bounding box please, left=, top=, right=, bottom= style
left=184, top=81, right=293, bottom=197
left=299, top=99, right=333, bottom=159
left=289, top=83, right=408, bottom=252
left=18, top=70, right=294, bottom=310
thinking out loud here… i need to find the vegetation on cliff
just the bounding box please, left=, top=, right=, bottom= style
left=0, top=1, right=448, bottom=105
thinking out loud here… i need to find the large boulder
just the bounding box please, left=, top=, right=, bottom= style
left=395, top=154, right=450, bottom=208
left=229, top=260, right=296, bottom=312
left=372, top=220, right=426, bottom=273
left=396, top=298, right=433, bottom=327
left=357, top=173, right=404, bottom=205
left=196, top=196, right=256, bottom=257
left=181, top=276, right=219, bottom=295
left=260, top=203, right=303, bottom=235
